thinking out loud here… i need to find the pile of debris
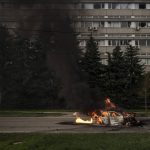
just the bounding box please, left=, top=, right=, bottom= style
left=73, top=98, right=143, bottom=127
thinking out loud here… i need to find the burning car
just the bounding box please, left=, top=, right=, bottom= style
left=73, top=98, right=142, bottom=127
left=74, top=110, right=124, bottom=126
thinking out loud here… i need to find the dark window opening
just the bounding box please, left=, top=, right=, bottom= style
left=94, top=3, right=100, bottom=9
left=101, top=3, right=105, bottom=8
left=139, top=3, right=146, bottom=9
left=81, top=4, right=84, bottom=9
left=112, top=3, right=116, bottom=9
left=147, top=40, right=150, bottom=46
left=127, top=22, right=131, bottom=28
left=100, top=21, right=104, bottom=27
left=135, top=40, right=139, bottom=45
left=140, top=22, right=146, bottom=28
left=108, top=40, right=112, bottom=45
left=108, top=3, right=112, bottom=9
left=139, top=40, right=146, bottom=46
left=121, top=22, right=128, bottom=28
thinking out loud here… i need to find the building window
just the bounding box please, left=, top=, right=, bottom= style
left=93, top=22, right=100, bottom=27
left=147, top=59, right=150, bottom=65
left=85, top=22, right=92, bottom=27
left=82, top=4, right=94, bottom=9
left=79, top=40, right=86, bottom=46
left=81, top=22, right=85, bottom=28
left=121, top=22, right=128, bottom=27
left=100, top=22, right=104, bottom=27
left=128, top=3, right=139, bottom=9
left=141, top=59, right=147, bottom=65
left=135, top=40, right=148, bottom=46
left=112, top=40, right=118, bottom=46
left=98, top=40, right=105, bottom=46
left=75, top=22, right=82, bottom=28
left=147, top=22, right=150, bottom=28
left=112, top=3, right=120, bottom=9
left=108, top=3, right=112, bottom=9
left=101, top=3, right=105, bottom=9
left=94, top=3, right=100, bottom=9
left=120, top=40, right=128, bottom=45
left=108, top=40, right=112, bottom=46
left=108, top=40, right=130, bottom=46
left=128, top=22, right=131, bottom=28
left=140, top=22, right=146, bottom=28
left=113, top=22, right=121, bottom=27
left=139, top=40, right=146, bottom=46
left=94, top=3, right=105, bottom=9
left=146, top=4, right=150, bottom=9
left=107, top=22, right=111, bottom=27
left=103, top=3, right=150, bottom=9
left=147, top=40, right=150, bottom=46
left=136, top=22, right=148, bottom=28
left=135, top=40, right=139, bottom=46
left=139, top=3, right=146, bottom=9
left=120, top=3, right=128, bottom=9
left=102, top=59, right=108, bottom=65
left=81, top=4, right=84, bottom=9
left=107, top=22, right=121, bottom=28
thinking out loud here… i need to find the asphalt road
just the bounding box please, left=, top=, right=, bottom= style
left=0, top=112, right=150, bottom=133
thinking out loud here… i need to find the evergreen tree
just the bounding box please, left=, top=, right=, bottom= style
left=81, top=36, right=104, bottom=88
left=17, top=37, right=61, bottom=108
left=43, top=16, right=83, bottom=108
left=124, top=45, right=144, bottom=106
left=104, top=46, right=127, bottom=103
left=0, top=25, right=61, bottom=108
left=79, top=36, right=106, bottom=110
left=138, top=72, right=150, bottom=101
left=0, top=25, right=13, bottom=106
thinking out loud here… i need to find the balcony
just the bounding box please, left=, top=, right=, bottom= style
left=72, top=9, right=150, bottom=15
left=75, top=27, right=150, bottom=34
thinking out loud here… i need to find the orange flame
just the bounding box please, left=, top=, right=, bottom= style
left=105, top=97, right=116, bottom=110
left=74, top=97, right=124, bottom=126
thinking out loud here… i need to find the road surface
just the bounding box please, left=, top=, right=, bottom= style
left=0, top=112, right=150, bottom=133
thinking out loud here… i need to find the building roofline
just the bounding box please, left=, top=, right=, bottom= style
left=0, top=0, right=149, bottom=3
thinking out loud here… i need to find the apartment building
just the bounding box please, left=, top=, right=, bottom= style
left=70, top=0, right=150, bottom=71
left=0, top=0, right=150, bottom=70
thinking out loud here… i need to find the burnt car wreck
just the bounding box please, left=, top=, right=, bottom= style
left=73, top=98, right=143, bottom=127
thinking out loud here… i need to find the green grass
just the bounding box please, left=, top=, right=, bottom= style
left=125, top=109, right=150, bottom=117
left=0, top=111, right=65, bottom=117
left=127, top=109, right=150, bottom=113
left=0, top=133, right=150, bottom=150
left=135, top=112, right=150, bottom=117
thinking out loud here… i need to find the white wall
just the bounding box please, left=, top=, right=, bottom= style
left=131, top=22, right=136, bottom=28
left=105, top=3, right=108, bottom=9
left=146, top=4, right=150, bottom=9
left=84, top=4, right=93, bottom=9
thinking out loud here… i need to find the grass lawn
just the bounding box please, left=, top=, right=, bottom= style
left=0, top=111, right=65, bottom=117
left=0, top=109, right=150, bottom=117
left=0, top=133, right=150, bottom=150
left=126, top=109, right=150, bottom=117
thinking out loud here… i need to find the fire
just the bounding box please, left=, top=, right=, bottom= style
left=105, top=97, right=116, bottom=110
left=75, top=117, right=93, bottom=124
left=74, top=98, right=124, bottom=126
left=101, top=111, right=109, bottom=117
left=91, top=111, right=103, bottom=124
left=73, top=97, right=141, bottom=127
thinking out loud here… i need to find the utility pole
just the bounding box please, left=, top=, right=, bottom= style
left=144, top=88, right=147, bottom=112
left=144, top=73, right=149, bottom=113
left=0, top=92, right=1, bottom=108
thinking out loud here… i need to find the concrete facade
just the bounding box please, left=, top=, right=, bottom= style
left=72, top=0, right=150, bottom=71
left=0, top=0, right=150, bottom=70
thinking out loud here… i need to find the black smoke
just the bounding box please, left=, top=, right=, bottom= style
left=3, top=0, right=104, bottom=110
